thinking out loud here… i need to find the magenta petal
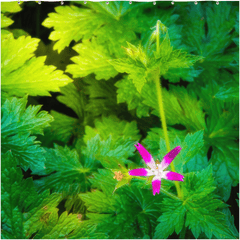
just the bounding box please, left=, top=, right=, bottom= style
left=135, top=143, right=156, bottom=169
left=164, top=171, right=184, bottom=181
left=129, top=168, right=148, bottom=176
left=152, top=177, right=161, bottom=196
left=160, top=146, right=182, bottom=170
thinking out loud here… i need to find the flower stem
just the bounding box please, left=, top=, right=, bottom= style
left=155, top=20, right=182, bottom=199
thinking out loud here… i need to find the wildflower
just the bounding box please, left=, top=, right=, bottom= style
left=129, top=143, right=184, bottom=195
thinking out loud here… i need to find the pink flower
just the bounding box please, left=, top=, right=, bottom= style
left=129, top=143, right=184, bottom=196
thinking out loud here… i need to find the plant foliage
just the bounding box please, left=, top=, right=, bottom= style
left=1, top=1, right=239, bottom=239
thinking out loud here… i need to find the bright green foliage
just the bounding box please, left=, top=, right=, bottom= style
left=183, top=166, right=237, bottom=239
left=1, top=151, right=66, bottom=239
left=154, top=198, right=186, bottom=238
left=1, top=2, right=22, bottom=13
left=34, top=211, right=80, bottom=239
left=1, top=2, right=21, bottom=30
left=82, top=116, right=140, bottom=168
left=42, top=2, right=147, bottom=54
left=42, top=5, right=108, bottom=53
left=80, top=169, right=162, bottom=238
left=67, top=38, right=118, bottom=80
left=1, top=33, right=72, bottom=101
left=155, top=166, right=237, bottom=239
left=1, top=2, right=238, bottom=239
left=1, top=14, right=14, bottom=28
left=109, top=42, right=152, bottom=92
left=110, top=24, right=202, bottom=92
left=1, top=96, right=53, bottom=173
left=35, top=144, right=91, bottom=194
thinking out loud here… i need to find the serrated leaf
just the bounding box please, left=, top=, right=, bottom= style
left=210, top=142, right=239, bottom=201
left=181, top=2, right=237, bottom=68
left=115, top=76, right=150, bottom=118
left=42, top=5, right=108, bottom=53
left=34, top=211, right=80, bottom=239
left=67, top=38, right=117, bottom=80
left=48, top=110, right=81, bottom=144
left=1, top=96, right=53, bottom=173
left=81, top=116, right=140, bottom=168
left=83, top=77, right=119, bottom=117
left=154, top=198, right=186, bottom=239
left=1, top=152, right=62, bottom=239
left=1, top=34, right=72, bottom=100
left=35, top=144, right=91, bottom=194
left=57, top=82, right=84, bottom=119
left=183, top=166, right=236, bottom=239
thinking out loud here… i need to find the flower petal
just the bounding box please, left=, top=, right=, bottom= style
left=163, top=171, right=184, bottom=181
left=135, top=143, right=156, bottom=169
left=159, top=146, right=182, bottom=170
left=152, top=176, right=161, bottom=195
left=129, top=168, right=149, bottom=176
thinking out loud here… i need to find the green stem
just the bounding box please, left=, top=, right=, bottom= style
left=155, top=21, right=182, bottom=199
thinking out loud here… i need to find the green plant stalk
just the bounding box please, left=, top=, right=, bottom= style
left=155, top=20, right=182, bottom=199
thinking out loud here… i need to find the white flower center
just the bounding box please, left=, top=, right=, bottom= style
left=149, top=164, right=164, bottom=177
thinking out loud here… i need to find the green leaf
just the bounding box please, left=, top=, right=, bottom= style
left=1, top=151, right=62, bottom=239
left=1, top=34, right=72, bottom=100
left=1, top=2, right=22, bottom=13
left=35, top=144, right=91, bottom=194
left=115, top=76, right=150, bottom=118
left=142, top=83, right=206, bottom=131
left=1, top=13, right=14, bottom=28
left=155, top=166, right=237, bottom=239
left=67, top=38, right=118, bottom=80
left=163, top=66, right=203, bottom=83
left=57, top=82, right=84, bottom=119
left=82, top=115, right=140, bottom=168
left=34, top=211, right=80, bottom=239
left=109, top=42, right=152, bottom=92
left=42, top=5, right=108, bottom=53
left=64, top=194, right=86, bottom=214
left=183, top=166, right=236, bottom=239
left=83, top=77, right=120, bottom=117
left=181, top=2, right=237, bottom=68
left=215, top=75, right=239, bottom=103
left=1, top=96, right=53, bottom=173
left=154, top=198, right=186, bottom=239
left=80, top=185, right=161, bottom=239
left=210, top=143, right=239, bottom=201
left=48, top=110, right=81, bottom=144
